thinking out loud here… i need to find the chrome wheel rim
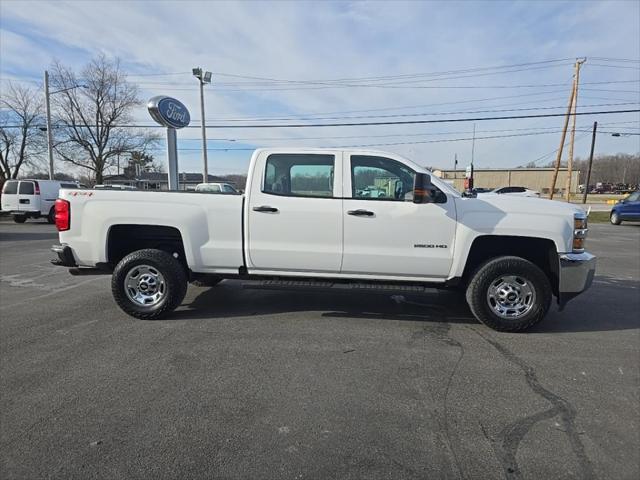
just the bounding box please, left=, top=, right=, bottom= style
left=486, top=275, right=535, bottom=319
left=124, top=265, right=166, bottom=307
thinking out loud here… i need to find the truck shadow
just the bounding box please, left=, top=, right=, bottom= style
left=170, top=275, right=639, bottom=333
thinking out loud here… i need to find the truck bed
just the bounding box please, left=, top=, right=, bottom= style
left=58, top=189, right=245, bottom=272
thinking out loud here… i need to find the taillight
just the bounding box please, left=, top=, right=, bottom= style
left=34, top=181, right=40, bottom=195
left=55, top=199, right=70, bottom=231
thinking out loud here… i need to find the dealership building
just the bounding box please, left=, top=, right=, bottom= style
left=433, top=167, right=581, bottom=194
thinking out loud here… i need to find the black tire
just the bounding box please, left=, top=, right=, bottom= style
left=111, top=249, right=188, bottom=320
left=610, top=212, right=622, bottom=225
left=12, top=215, right=26, bottom=223
left=465, top=256, right=551, bottom=332
left=47, top=207, right=55, bottom=224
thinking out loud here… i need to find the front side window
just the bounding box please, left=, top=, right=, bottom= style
left=264, top=154, right=334, bottom=198
left=18, top=182, right=34, bottom=194
left=2, top=181, right=18, bottom=194
left=351, top=155, right=415, bottom=201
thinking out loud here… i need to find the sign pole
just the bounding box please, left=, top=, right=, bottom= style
left=166, top=127, right=179, bottom=190
left=147, top=95, right=191, bottom=191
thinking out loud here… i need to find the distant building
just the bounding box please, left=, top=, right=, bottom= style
left=102, top=172, right=234, bottom=191
left=432, top=167, right=581, bottom=194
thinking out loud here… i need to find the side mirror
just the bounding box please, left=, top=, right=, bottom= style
left=413, top=173, right=433, bottom=204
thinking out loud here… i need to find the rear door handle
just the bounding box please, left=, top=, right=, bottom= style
left=347, top=209, right=374, bottom=217
left=253, top=205, right=279, bottom=213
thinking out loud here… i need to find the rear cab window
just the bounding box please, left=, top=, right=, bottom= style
left=263, top=154, right=335, bottom=198
left=2, top=181, right=18, bottom=194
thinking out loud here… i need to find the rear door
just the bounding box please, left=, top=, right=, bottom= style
left=17, top=181, right=39, bottom=212
left=247, top=151, right=343, bottom=273
left=1, top=180, right=19, bottom=212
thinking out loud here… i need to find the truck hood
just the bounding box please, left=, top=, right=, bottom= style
left=454, top=195, right=583, bottom=253
left=469, top=195, right=584, bottom=217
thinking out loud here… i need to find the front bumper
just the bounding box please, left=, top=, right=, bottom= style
left=557, top=251, right=596, bottom=309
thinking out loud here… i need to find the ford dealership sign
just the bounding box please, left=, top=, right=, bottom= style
left=147, top=96, right=190, bottom=129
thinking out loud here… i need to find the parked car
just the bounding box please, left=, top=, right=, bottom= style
left=610, top=190, right=640, bottom=225
left=94, top=184, right=138, bottom=190
left=195, top=182, right=239, bottom=194
left=479, top=186, right=541, bottom=197
left=1, top=179, right=81, bottom=223
left=52, top=148, right=595, bottom=332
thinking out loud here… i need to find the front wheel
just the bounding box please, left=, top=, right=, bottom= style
left=111, top=249, right=188, bottom=319
left=466, top=256, right=551, bottom=332
left=610, top=212, right=622, bottom=225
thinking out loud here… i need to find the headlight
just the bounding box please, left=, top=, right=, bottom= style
left=573, top=213, right=588, bottom=252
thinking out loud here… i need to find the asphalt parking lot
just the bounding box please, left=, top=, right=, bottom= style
left=1, top=219, right=638, bottom=479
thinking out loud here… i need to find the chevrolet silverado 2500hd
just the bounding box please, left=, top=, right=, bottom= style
left=52, top=148, right=595, bottom=332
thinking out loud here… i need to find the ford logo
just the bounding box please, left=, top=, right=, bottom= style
left=147, top=96, right=191, bottom=129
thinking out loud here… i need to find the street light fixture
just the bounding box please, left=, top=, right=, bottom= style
left=193, top=67, right=213, bottom=182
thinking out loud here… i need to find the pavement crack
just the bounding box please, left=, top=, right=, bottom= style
left=472, top=327, right=596, bottom=480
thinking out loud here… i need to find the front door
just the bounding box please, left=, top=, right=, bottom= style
left=341, top=154, right=457, bottom=279
left=247, top=151, right=343, bottom=273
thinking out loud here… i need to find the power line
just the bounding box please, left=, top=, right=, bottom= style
left=5, top=109, right=638, bottom=130
left=191, top=102, right=638, bottom=123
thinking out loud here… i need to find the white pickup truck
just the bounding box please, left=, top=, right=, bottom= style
left=52, top=148, right=595, bottom=332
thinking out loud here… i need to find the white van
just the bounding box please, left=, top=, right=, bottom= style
left=1, top=179, right=81, bottom=223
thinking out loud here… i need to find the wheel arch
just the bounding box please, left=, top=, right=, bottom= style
left=461, top=235, right=559, bottom=296
left=106, top=224, right=189, bottom=270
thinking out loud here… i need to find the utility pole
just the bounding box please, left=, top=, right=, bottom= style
left=582, top=122, right=597, bottom=204
left=549, top=71, right=577, bottom=200
left=453, top=153, right=458, bottom=179
left=44, top=70, right=55, bottom=180
left=565, top=58, right=586, bottom=202
left=193, top=68, right=212, bottom=183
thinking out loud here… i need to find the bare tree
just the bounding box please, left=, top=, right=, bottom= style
left=49, top=55, right=159, bottom=184
left=0, top=82, right=45, bottom=182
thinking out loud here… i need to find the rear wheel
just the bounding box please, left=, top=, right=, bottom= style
left=466, top=256, right=551, bottom=332
left=12, top=215, right=26, bottom=223
left=47, top=207, right=55, bottom=224
left=111, top=249, right=188, bottom=319
left=610, top=212, right=622, bottom=225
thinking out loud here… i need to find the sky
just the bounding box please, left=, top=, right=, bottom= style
left=1, top=0, right=639, bottom=177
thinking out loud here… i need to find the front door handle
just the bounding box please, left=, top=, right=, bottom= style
left=347, top=209, right=374, bottom=217
left=253, top=205, right=279, bottom=213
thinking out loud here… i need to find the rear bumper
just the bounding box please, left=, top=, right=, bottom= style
left=51, top=244, right=111, bottom=275
left=6, top=210, right=41, bottom=217
left=51, top=244, right=77, bottom=267
left=557, top=251, right=596, bottom=309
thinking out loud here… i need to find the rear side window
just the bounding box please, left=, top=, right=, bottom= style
left=18, top=182, right=34, bottom=194
left=2, top=181, right=18, bottom=194
left=264, top=154, right=334, bottom=198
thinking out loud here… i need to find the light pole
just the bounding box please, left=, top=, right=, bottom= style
left=193, top=67, right=212, bottom=183
left=43, top=71, right=86, bottom=180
